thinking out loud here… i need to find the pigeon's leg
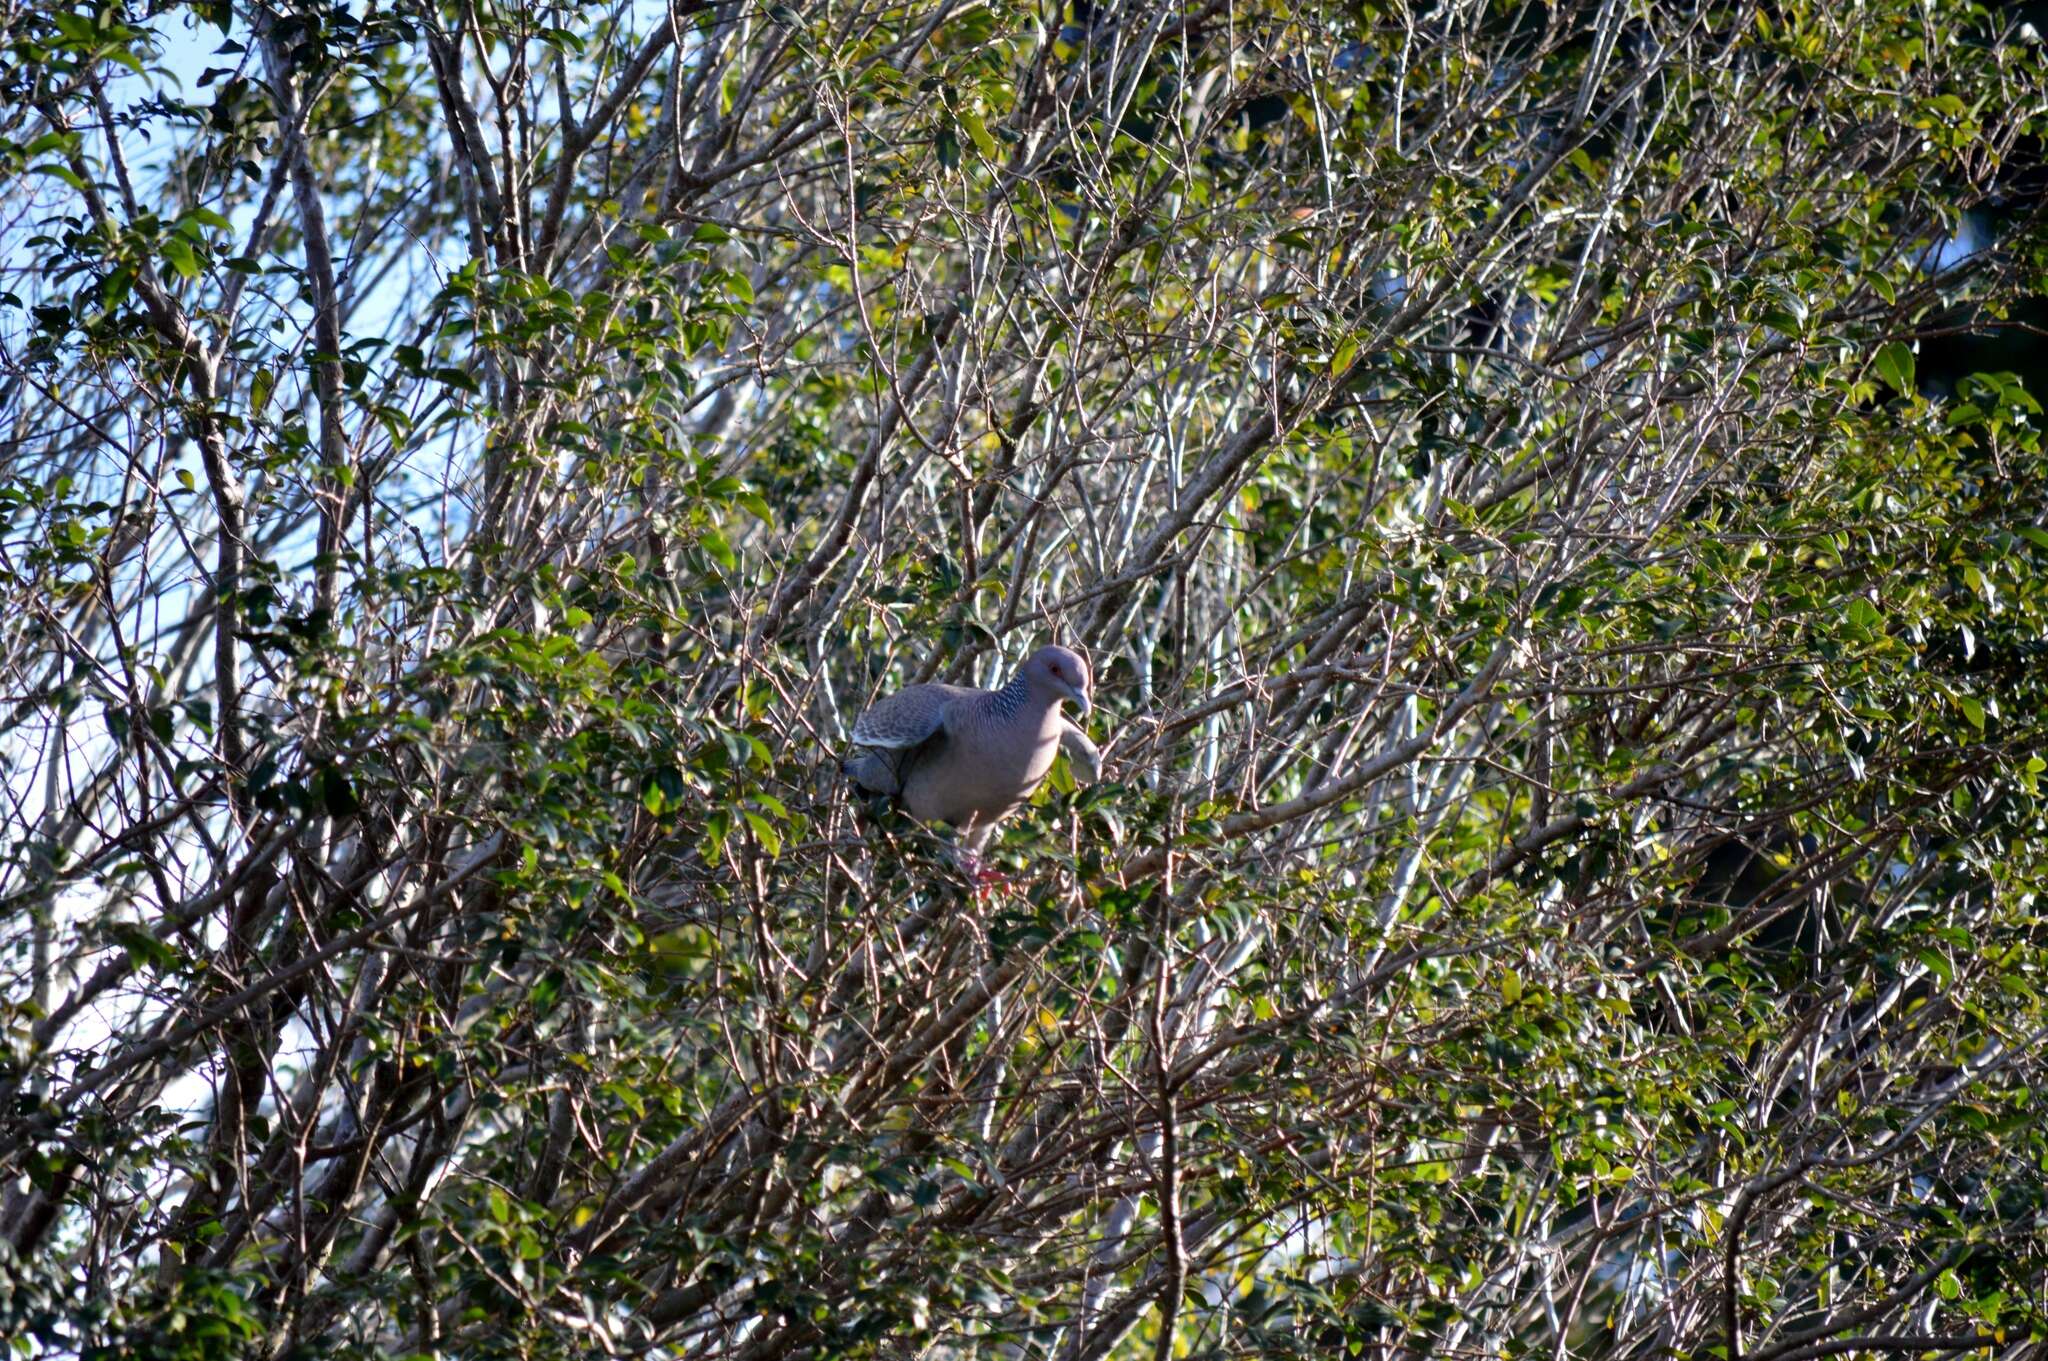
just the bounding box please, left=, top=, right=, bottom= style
left=951, top=850, right=1013, bottom=886
left=953, top=824, right=1011, bottom=891
left=967, top=863, right=1013, bottom=905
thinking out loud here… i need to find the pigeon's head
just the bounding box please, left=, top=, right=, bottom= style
left=1024, top=645, right=1091, bottom=716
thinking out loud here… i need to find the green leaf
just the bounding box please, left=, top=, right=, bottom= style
left=700, top=527, right=737, bottom=571
left=958, top=108, right=1000, bottom=161
left=31, top=162, right=89, bottom=192
left=1873, top=341, right=1915, bottom=395
left=106, top=922, right=180, bottom=972
left=23, top=131, right=79, bottom=157
left=161, top=236, right=201, bottom=279
left=742, top=810, right=782, bottom=856
left=49, top=12, right=96, bottom=46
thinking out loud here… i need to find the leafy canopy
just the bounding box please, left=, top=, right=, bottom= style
left=1, top=0, right=2046, bottom=1358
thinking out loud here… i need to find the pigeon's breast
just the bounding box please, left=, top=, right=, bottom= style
left=901, top=711, right=1060, bottom=828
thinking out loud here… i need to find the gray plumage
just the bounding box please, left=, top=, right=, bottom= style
left=843, top=645, right=1094, bottom=858
left=1057, top=721, right=1101, bottom=784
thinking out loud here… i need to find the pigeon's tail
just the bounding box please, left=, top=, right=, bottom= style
left=840, top=749, right=900, bottom=797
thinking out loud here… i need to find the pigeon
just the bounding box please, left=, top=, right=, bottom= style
left=842, top=644, right=1094, bottom=875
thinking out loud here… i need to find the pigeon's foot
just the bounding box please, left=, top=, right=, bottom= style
left=952, top=849, right=1012, bottom=896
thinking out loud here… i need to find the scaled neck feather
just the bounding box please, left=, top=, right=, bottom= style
left=987, top=671, right=1033, bottom=722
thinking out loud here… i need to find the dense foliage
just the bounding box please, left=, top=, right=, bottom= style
left=3, top=0, right=2047, bottom=1356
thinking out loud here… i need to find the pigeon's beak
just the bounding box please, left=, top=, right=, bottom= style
left=1059, top=681, right=1092, bottom=716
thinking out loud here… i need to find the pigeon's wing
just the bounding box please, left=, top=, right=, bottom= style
left=844, top=684, right=975, bottom=796
left=841, top=749, right=908, bottom=795
left=851, top=683, right=972, bottom=748
left=1058, top=721, right=1103, bottom=784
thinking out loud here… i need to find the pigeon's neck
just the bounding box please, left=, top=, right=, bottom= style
left=989, top=672, right=1052, bottom=725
